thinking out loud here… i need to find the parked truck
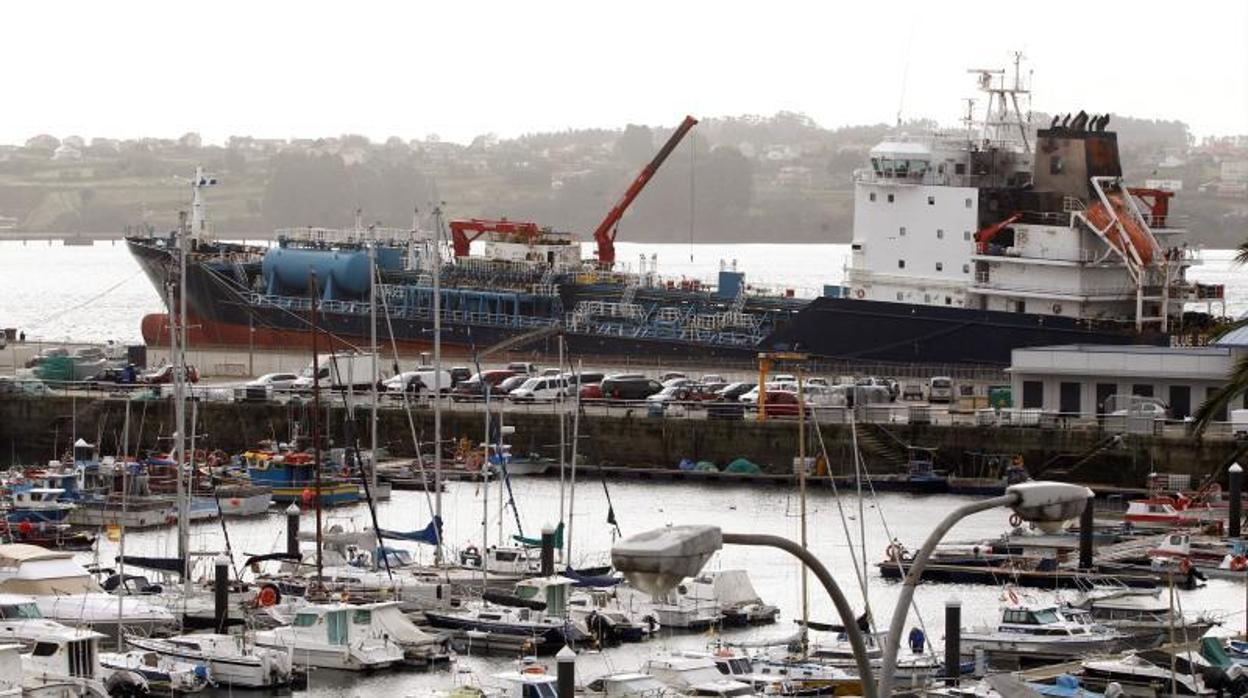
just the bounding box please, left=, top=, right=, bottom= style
left=293, top=353, right=378, bottom=392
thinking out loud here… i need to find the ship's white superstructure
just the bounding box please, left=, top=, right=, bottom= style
left=845, top=57, right=1195, bottom=331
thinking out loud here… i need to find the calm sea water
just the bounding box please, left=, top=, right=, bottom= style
left=93, top=483, right=1248, bottom=696
left=0, top=240, right=1241, bottom=344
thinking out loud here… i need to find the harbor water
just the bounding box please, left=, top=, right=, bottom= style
left=1, top=240, right=1244, bottom=344
left=90, top=480, right=1247, bottom=696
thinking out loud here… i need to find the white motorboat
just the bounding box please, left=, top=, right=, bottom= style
left=0, top=644, right=22, bottom=696
left=0, top=605, right=111, bottom=697
left=125, top=633, right=294, bottom=689
left=1082, top=652, right=1212, bottom=697
left=212, top=483, right=273, bottom=516
left=614, top=583, right=721, bottom=631
left=1067, top=587, right=1218, bottom=648
left=255, top=602, right=405, bottom=671
left=0, top=550, right=175, bottom=635
left=962, top=601, right=1127, bottom=659
left=583, top=671, right=678, bottom=697
left=684, top=570, right=779, bottom=626
left=425, top=576, right=589, bottom=655
left=643, top=655, right=757, bottom=697
left=260, top=600, right=448, bottom=668
left=568, top=587, right=659, bottom=644
left=99, top=649, right=211, bottom=694
left=685, top=647, right=861, bottom=696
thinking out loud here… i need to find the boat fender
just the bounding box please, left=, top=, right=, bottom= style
left=1008, top=513, right=1023, bottom=528
left=1232, top=556, right=1247, bottom=572
left=1051, top=303, right=1062, bottom=315
left=855, top=289, right=865, bottom=299
left=255, top=583, right=281, bottom=607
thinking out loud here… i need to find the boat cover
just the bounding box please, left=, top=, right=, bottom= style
left=562, top=566, right=621, bottom=587
left=115, top=555, right=185, bottom=575
left=379, top=516, right=443, bottom=546
left=513, top=521, right=564, bottom=549
left=724, top=458, right=762, bottom=474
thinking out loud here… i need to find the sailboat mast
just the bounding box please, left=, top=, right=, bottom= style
left=117, top=397, right=129, bottom=650
left=368, top=225, right=379, bottom=498
left=173, top=210, right=190, bottom=577
left=566, top=360, right=582, bottom=565
left=557, top=334, right=566, bottom=549
left=797, top=368, right=810, bottom=648
left=309, top=272, right=325, bottom=587
left=497, top=401, right=505, bottom=545
left=432, top=209, right=445, bottom=565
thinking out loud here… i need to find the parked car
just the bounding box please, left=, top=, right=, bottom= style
left=901, top=383, right=925, bottom=401
left=658, top=371, right=687, bottom=383
left=384, top=369, right=454, bottom=395
left=579, top=383, right=604, bottom=401
left=758, top=390, right=807, bottom=418
left=707, top=398, right=745, bottom=421
left=509, top=376, right=570, bottom=402
left=647, top=385, right=695, bottom=405
left=700, top=374, right=726, bottom=385
left=806, top=377, right=830, bottom=388
left=494, top=374, right=531, bottom=396
left=142, top=364, right=200, bottom=384
left=449, top=366, right=473, bottom=386
left=563, top=371, right=606, bottom=388
left=740, top=382, right=795, bottom=405
left=600, top=374, right=663, bottom=402
left=506, top=362, right=539, bottom=376
left=693, top=382, right=728, bottom=398
left=450, top=370, right=518, bottom=401
left=248, top=372, right=299, bottom=391
left=716, top=382, right=756, bottom=401
left=662, top=377, right=695, bottom=388
left=83, top=365, right=140, bottom=390
left=540, top=368, right=562, bottom=377
left=928, top=376, right=954, bottom=403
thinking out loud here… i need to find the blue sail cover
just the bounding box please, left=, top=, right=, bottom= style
left=379, top=516, right=443, bottom=546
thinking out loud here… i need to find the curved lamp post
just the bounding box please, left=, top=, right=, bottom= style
left=610, top=481, right=1092, bottom=698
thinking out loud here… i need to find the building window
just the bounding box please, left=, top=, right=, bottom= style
left=964, top=197, right=972, bottom=208
left=1060, top=382, right=1082, bottom=415
left=1014, top=300, right=1026, bottom=313
left=964, top=230, right=972, bottom=241
left=899, top=226, right=906, bottom=236
left=869, top=192, right=876, bottom=202
left=927, top=195, right=935, bottom=205
left=1096, top=383, right=1116, bottom=414
left=898, top=259, right=906, bottom=269
left=887, top=193, right=895, bottom=203
left=935, top=262, right=943, bottom=271
left=1022, top=381, right=1043, bottom=409
left=962, top=263, right=970, bottom=273
left=936, top=229, right=944, bottom=239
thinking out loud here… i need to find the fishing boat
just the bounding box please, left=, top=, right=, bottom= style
left=961, top=601, right=1127, bottom=660
left=125, top=633, right=296, bottom=689
left=424, top=576, right=589, bottom=656
left=205, top=483, right=273, bottom=516
left=98, top=649, right=211, bottom=694
left=243, top=449, right=360, bottom=506
left=4, top=487, right=75, bottom=525
left=1124, top=497, right=1222, bottom=530
left=1067, top=587, right=1218, bottom=648
left=254, top=601, right=405, bottom=671
left=0, top=550, right=176, bottom=636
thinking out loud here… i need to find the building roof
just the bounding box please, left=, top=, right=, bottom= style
left=1010, top=344, right=1235, bottom=380
left=1019, top=344, right=1232, bottom=357
left=1215, top=324, right=1248, bottom=347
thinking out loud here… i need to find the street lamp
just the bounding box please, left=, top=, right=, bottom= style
left=612, top=525, right=880, bottom=698
left=610, top=481, right=1092, bottom=698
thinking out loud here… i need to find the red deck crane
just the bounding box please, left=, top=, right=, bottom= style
left=590, top=115, right=699, bottom=267
left=445, top=115, right=698, bottom=266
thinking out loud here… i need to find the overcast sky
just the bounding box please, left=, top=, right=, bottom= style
left=4, top=0, right=1245, bottom=145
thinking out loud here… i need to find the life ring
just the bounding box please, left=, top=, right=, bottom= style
left=855, top=289, right=866, bottom=299
left=1051, top=303, right=1062, bottom=315
left=255, top=584, right=281, bottom=607
left=886, top=543, right=901, bottom=560
left=1008, top=513, right=1023, bottom=527
left=1231, top=556, right=1248, bottom=572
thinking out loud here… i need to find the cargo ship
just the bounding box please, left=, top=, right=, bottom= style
left=127, top=62, right=1219, bottom=366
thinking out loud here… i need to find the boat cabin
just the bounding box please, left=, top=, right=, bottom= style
left=999, top=605, right=1092, bottom=635
left=514, top=576, right=573, bottom=617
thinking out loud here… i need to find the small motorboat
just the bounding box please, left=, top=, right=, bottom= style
left=254, top=602, right=405, bottom=671
left=126, top=633, right=295, bottom=689
left=99, top=649, right=212, bottom=694
left=962, top=601, right=1127, bottom=660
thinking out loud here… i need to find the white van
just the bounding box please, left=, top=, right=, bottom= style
left=928, top=376, right=954, bottom=403
left=508, top=376, right=569, bottom=402
left=292, top=353, right=378, bottom=392
left=383, top=368, right=453, bottom=396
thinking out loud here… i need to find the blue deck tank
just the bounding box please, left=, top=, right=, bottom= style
left=262, top=247, right=372, bottom=300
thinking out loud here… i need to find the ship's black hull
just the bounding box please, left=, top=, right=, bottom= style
left=128, top=237, right=1162, bottom=367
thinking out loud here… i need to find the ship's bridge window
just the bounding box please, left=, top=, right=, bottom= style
left=887, top=194, right=895, bottom=203
left=898, top=259, right=906, bottom=269
left=936, top=262, right=943, bottom=271
left=927, top=196, right=935, bottom=205
left=869, top=192, right=876, bottom=202
left=899, top=227, right=906, bottom=236
left=964, top=198, right=973, bottom=208
left=936, top=229, right=944, bottom=239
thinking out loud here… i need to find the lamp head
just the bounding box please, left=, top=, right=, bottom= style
left=610, top=525, right=722, bottom=596
left=1007, top=481, right=1093, bottom=533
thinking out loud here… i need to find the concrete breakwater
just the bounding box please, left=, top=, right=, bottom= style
left=3, top=396, right=1244, bottom=487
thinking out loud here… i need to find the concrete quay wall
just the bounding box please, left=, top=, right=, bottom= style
left=2, top=396, right=1242, bottom=488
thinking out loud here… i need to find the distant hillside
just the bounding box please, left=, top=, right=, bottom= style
left=0, top=112, right=1244, bottom=247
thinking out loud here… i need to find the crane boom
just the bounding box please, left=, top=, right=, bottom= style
left=591, top=115, right=698, bottom=267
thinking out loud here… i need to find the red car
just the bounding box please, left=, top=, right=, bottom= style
left=450, top=369, right=518, bottom=401
left=579, top=383, right=603, bottom=401
left=758, top=390, right=807, bottom=418
left=142, top=364, right=200, bottom=384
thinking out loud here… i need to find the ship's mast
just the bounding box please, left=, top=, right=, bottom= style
left=967, top=51, right=1031, bottom=151
left=189, top=166, right=217, bottom=242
